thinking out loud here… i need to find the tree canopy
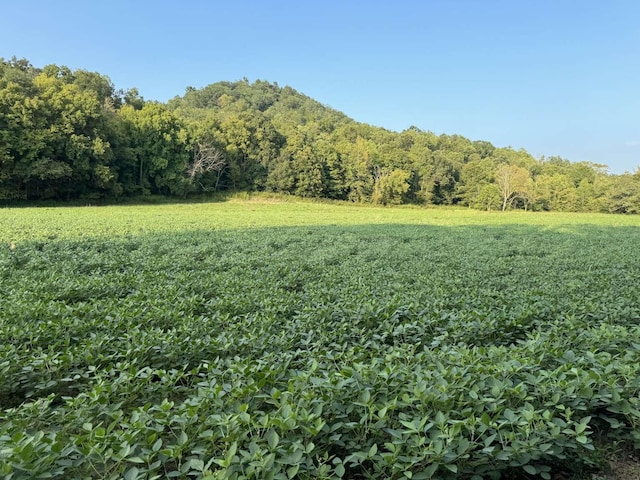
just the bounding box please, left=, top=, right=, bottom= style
left=0, top=57, right=638, bottom=213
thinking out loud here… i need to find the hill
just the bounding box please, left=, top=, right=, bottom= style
left=1, top=57, right=639, bottom=212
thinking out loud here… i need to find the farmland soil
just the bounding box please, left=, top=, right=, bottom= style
left=602, top=455, right=640, bottom=480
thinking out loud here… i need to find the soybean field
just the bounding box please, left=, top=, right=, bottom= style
left=1, top=199, right=640, bottom=479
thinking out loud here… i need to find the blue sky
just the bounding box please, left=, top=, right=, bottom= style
left=1, top=0, right=639, bottom=173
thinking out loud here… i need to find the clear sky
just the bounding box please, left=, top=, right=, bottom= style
left=1, top=0, right=638, bottom=173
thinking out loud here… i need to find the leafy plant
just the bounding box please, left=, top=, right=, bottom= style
left=1, top=205, right=640, bottom=478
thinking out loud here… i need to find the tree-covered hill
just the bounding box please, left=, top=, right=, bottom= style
left=1, top=57, right=639, bottom=212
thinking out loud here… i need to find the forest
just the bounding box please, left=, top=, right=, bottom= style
left=1, top=57, right=639, bottom=213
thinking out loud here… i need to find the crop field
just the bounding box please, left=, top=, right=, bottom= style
left=1, top=199, right=640, bottom=479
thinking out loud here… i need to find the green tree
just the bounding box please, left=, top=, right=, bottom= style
left=273, top=125, right=328, bottom=198
left=317, top=137, right=346, bottom=199
left=533, top=173, right=577, bottom=211
left=457, top=156, right=496, bottom=207
left=219, top=113, right=280, bottom=190
left=372, top=169, right=411, bottom=205
left=605, top=172, right=640, bottom=214
left=473, top=184, right=502, bottom=210
left=2, top=59, right=634, bottom=210
left=1, top=67, right=114, bottom=199
left=419, top=151, right=460, bottom=205
left=265, top=155, right=295, bottom=193
left=342, top=136, right=376, bottom=202
left=119, top=102, right=191, bottom=196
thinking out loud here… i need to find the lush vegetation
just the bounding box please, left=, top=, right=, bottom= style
left=1, top=57, right=639, bottom=212
left=1, top=201, right=640, bottom=479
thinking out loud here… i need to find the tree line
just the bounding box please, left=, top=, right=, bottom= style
left=1, top=57, right=639, bottom=213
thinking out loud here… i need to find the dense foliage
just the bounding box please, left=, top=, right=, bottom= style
left=1, top=203, right=640, bottom=479
left=1, top=57, right=640, bottom=212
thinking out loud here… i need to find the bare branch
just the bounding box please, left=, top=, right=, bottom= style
left=188, top=142, right=226, bottom=179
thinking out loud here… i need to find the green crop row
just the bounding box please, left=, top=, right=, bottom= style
left=1, top=221, right=640, bottom=479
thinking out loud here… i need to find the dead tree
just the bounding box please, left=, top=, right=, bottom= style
left=187, top=142, right=226, bottom=191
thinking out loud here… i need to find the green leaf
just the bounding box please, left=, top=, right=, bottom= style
left=484, top=434, right=497, bottom=447
left=124, top=467, right=139, bottom=480
left=266, top=429, right=279, bottom=450
left=227, top=441, right=238, bottom=460
left=368, top=443, right=378, bottom=457
left=287, top=464, right=299, bottom=479
left=414, top=463, right=439, bottom=479
left=443, top=463, right=457, bottom=473
left=503, top=408, right=516, bottom=422
left=457, top=437, right=470, bottom=455
left=280, top=449, right=303, bottom=465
